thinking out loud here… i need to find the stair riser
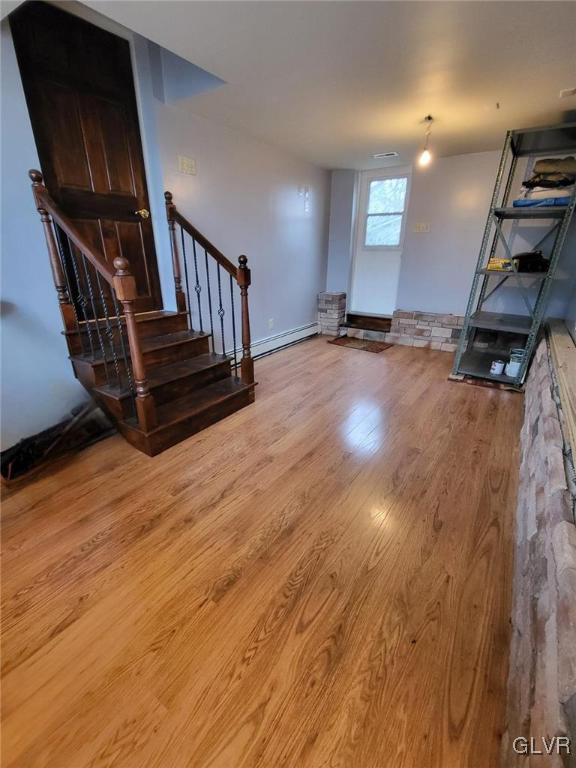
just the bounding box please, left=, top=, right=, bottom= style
left=133, top=314, right=189, bottom=338
left=145, top=336, right=210, bottom=368
left=153, top=362, right=232, bottom=406
left=94, top=361, right=232, bottom=421
left=118, top=388, right=254, bottom=456
left=65, top=314, right=189, bottom=356
left=71, top=336, right=211, bottom=388
left=72, top=357, right=131, bottom=390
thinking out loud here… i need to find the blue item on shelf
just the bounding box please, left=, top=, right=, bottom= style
left=512, top=196, right=571, bottom=208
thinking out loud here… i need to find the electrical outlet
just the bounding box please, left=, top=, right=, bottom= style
left=268, top=318, right=274, bottom=331
left=178, top=155, right=196, bottom=175
left=413, top=222, right=430, bottom=233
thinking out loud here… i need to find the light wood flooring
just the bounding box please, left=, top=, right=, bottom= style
left=1, top=337, right=523, bottom=768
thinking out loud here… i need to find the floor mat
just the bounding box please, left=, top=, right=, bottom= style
left=328, top=336, right=393, bottom=353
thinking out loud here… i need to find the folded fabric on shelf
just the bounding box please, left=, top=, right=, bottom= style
left=533, top=156, right=576, bottom=175
left=513, top=156, right=576, bottom=208
left=523, top=185, right=575, bottom=200
left=523, top=173, right=575, bottom=189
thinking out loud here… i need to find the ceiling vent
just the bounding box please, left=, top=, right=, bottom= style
left=372, top=151, right=399, bottom=159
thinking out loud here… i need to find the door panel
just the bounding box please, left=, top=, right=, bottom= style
left=10, top=1, right=162, bottom=314
left=38, top=82, right=92, bottom=190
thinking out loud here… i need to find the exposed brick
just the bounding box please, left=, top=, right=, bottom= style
left=503, top=337, right=576, bottom=765
left=387, top=309, right=466, bottom=353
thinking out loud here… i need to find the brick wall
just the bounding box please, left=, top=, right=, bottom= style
left=386, top=310, right=463, bottom=351
left=318, top=292, right=346, bottom=336
left=503, top=336, right=576, bottom=767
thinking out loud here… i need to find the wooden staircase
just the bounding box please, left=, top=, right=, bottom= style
left=29, top=171, right=255, bottom=456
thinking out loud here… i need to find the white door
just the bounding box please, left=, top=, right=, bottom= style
left=350, top=167, right=411, bottom=316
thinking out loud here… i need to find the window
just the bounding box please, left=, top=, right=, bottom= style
left=364, top=177, right=408, bottom=248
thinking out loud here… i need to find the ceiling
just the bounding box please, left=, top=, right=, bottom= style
left=84, top=1, right=576, bottom=169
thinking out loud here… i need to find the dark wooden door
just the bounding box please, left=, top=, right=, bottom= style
left=10, top=1, right=163, bottom=314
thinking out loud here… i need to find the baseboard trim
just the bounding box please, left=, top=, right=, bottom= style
left=225, top=322, right=319, bottom=361
left=252, top=322, right=320, bottom=359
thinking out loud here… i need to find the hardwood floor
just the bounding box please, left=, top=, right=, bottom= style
left=1, top=337, right=523, bottom=768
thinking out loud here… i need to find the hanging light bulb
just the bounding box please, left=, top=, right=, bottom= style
left=418, top=115, right=434, bottom=168
left=419, top=148, right=432, bottom=167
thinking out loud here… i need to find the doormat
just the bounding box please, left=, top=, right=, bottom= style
left=328, top=336, right=393, bottom=353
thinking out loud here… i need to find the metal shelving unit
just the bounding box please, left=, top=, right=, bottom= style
left=452, top=122, right=576, bottom=388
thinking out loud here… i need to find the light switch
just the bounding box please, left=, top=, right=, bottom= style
left=178, top=155, right=196, bottom=175
left=413, top=222, right=430, bottom=233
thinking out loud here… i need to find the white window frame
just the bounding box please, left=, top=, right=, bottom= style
left=362, top=174, right=410, bottom=251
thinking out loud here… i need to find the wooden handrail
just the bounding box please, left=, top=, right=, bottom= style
left=165, top=190, right=254, bottom=386
left=29, top=169, right=156, bottom=431
left=165, top=193, right=238, bottom=280
left=30, top=171, right=116, bottom=285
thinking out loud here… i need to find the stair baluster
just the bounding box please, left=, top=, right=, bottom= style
left=216, top=265, right=226, bottom=356
left=53, top=224, right=87, bottom=355
left=78, top=251, right=110, bottom=381
left=191, top=236, right=203, bottom=332
left=204, top=248, right=215, bottom=347
left=179, top=225, right=193, bottom=330
left=94, top=270, right=125, bottom=391
left=65, top=235, right=96, bottom=359
left=110, top=290, right=135, bottom=398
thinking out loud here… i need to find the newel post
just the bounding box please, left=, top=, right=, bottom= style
left=113, top=257, right=157, bottom=431
left=29, top=169, right=75, bottom=332
left=164, top=191, right=187, bottom=313
left=237, top=255, right=254, bottom=386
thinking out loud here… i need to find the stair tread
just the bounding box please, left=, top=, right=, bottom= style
left=141, top=330, right=210, bottom=351
left=94, top=353, right=230, bottom=398
left=70, top=330, right=210, bottom=363
left=135, top=310, right=183, bottom=321
left=64, top=310, right=186, bottom=335
left=126, top=377, right=252, bottom=433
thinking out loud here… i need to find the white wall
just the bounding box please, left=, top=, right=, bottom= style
left=1, top=20, right=88, bottom=451
left=397, top=151, right=500, bottom=314
left=326, top=170, right=356, bottom=293
left=154, top=98, right=329, bottom=345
